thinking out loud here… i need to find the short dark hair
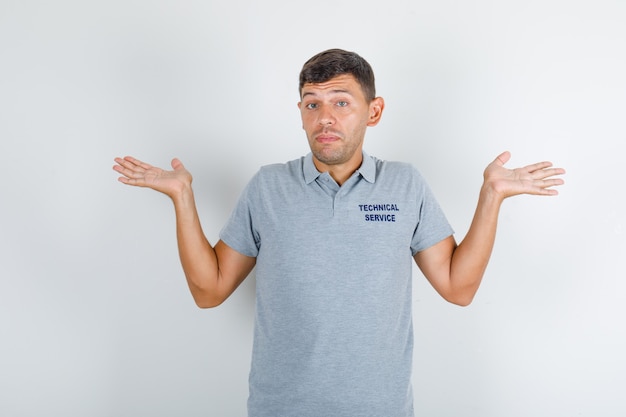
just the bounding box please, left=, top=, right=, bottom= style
left=299, top=49, right=376, bottom=102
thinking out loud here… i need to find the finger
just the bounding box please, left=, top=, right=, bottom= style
left=113, top=156, right=152, bottom=187
left=494, top=151, right=511, bottom=166
left=532, top=167, right=566, bottom=180
left=113, top=162, right=151, bottom=183
left=112, top=161, right=131, bottom=176
left=113, top=157, right=132, bottom=170
left=537, top=188, right=559, bottom=196
left=538, top=178, right=565, bottom=188
left=122, top=156, right=153, bottom=171
left=524, top=161, right=554, bottom=173
left=171, top=158, right=184, bottom=170
left=527, top=178, right=564, bottom=195
left=114, top=157, right=141, bottom=171
left=116, top=158, right=154, bottom=179
left=117, top=175, right=146, bottom=187
left=112, top=162, right=138, bottom=178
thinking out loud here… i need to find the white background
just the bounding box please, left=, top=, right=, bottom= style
left=1, top=0, right=624, bottom=416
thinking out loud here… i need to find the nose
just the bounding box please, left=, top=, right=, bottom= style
left=318, top=104, right=335, bottom=126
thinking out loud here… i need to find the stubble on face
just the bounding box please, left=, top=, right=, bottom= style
left=299, top=75, right=371, bottom=170
left=308, top=124, right=366, bottom=167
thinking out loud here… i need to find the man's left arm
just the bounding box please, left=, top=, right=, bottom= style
left=414, top=151, right=565, bottom=306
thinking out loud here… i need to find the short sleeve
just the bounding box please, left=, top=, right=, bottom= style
left=409, top=171, right=454, bottom=255
left=219, top=174, right=261, bottom=258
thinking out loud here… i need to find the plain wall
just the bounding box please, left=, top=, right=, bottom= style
left=1, top=0, right=624, bottom=416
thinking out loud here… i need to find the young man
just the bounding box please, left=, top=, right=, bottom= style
left=113, top=49, right=565, bottom=417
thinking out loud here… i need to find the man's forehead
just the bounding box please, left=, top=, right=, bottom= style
left=301, top=74, right=362, bottom=97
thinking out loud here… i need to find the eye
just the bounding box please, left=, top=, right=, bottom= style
left=305, top=103, right=318, bottom=110
left=336, top=101, right=348, bottom=107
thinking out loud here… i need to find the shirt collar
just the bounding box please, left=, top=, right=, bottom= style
left=303, top=151, right=376, bottom=184
left=357, top=151, right=376, bottom=183
left=303, top=153, right=321, bottom=184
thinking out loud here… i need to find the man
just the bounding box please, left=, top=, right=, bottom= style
left=113, top=49, right=565, bottom=417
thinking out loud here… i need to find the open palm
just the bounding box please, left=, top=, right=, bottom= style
left=483, top=151, right=565, bottom=199
left=113, top=156, right=192, bottom=198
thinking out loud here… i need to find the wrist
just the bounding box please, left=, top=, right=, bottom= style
left=171, top=182, right=195, bottom=208
left=479, top=182, right=505, bottom=208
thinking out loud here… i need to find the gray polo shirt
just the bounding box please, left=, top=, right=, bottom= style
left=220, top=152, right=453, bottom=417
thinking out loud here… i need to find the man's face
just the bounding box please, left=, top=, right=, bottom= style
left=298, top=74, right=383, bottom=171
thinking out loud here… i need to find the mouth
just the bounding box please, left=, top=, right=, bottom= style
left=315, top=132, right=341, bottom=143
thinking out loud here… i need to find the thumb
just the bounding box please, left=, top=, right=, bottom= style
left=494, top=151, right=511, bottom=166
left=171, top=157, right=185, bottom=171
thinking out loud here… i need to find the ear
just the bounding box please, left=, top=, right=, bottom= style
left=367, top=97, right=385, bottom=127
left=296, top=102, right=304, bottom=129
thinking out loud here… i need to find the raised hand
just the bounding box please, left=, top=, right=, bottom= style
left=483, top=151, right=565, bottom=200
left=113, top=156, right=192, bottom=199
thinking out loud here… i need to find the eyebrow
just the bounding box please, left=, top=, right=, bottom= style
left=301, top=89, right=353, bottom=98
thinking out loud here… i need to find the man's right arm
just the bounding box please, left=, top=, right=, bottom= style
left=113, top=156, right=256, bottom=308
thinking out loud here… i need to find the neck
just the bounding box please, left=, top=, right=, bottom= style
left=312, top=152, right=363, bottom=186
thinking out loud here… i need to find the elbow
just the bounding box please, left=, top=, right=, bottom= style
left=442, top=276, right=482, bottom=307
left=448, top=296, right=474, bottom=307
left=195, top=299, right=223, bottom=309
left=192, top=290, right=228, bottom=309
left=443, top=290, right=476, bottom=307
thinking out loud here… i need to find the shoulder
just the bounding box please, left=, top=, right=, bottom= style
left=365, top=156, right=435, bottom=202
left=243, top=157, right=306, bottom=197
left=370, top=156, right=424, bottom=182
left=255, top=156, right=304, bottom=181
